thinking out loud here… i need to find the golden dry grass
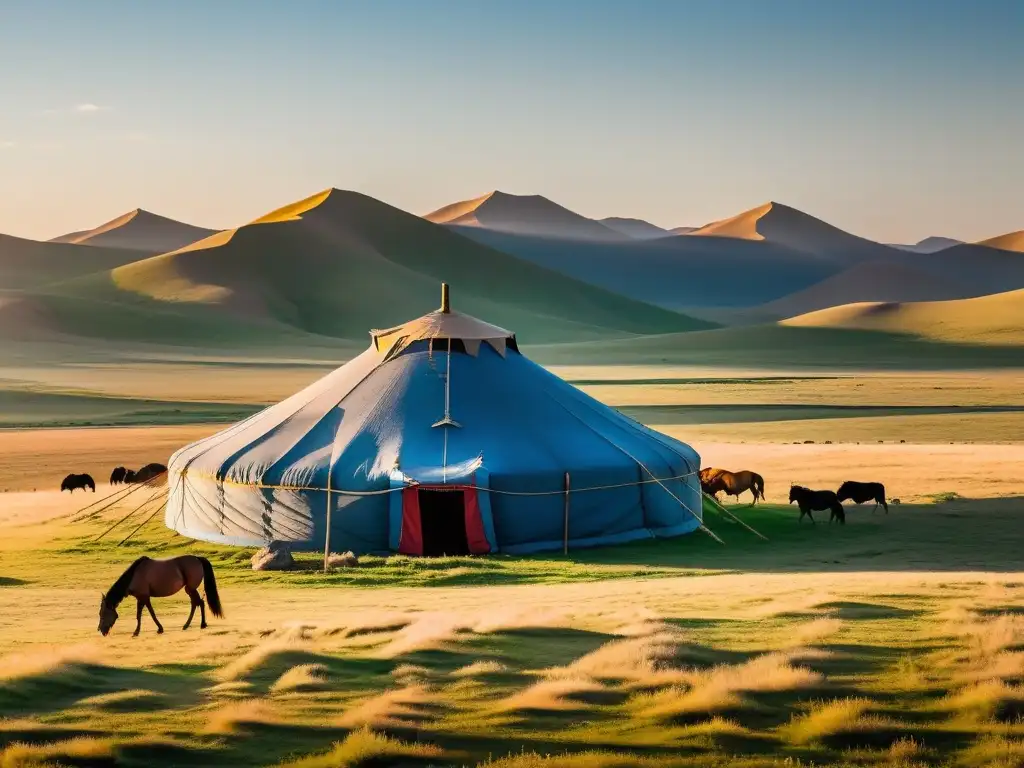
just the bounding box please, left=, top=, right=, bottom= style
left=270, top=663, right=329, bottom=694
left=633, top=652, right=824, bottom=721
left=202, top=698, right=281, bottom=735
left=497, top=676, right=606, bottom=713
left=0, top=425, right=215, bottom=495
left=1, top=419, right=1023, bottom=765
left=451, top=660, right=509, bottom=678
left=335, top=685, right=431, bottom=728
left=782, top=697, right=875, bottom=745
left=0, top=736, right=114, bottom=768
left=279, top=727, right=445, bottom=768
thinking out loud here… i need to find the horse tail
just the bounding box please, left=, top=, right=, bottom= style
left=755, top=473, right=765, bottom=501
left=199, top=557, right=224, bottom=617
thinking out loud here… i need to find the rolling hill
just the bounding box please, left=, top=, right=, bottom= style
left=780, top=288, right=1024, bottom=345
left=0, top=232, right=148, bottom=290
left=50, top=209, right=216, bottom=253
left=32, top=188, right=711, bottom=349
left=740, top=261, right=968, bottom=322
left=598, top=217, right=669, bottom=239
left=424, top=191, right=624, bottom=241
left=977, top=230, right=1024, bottom=253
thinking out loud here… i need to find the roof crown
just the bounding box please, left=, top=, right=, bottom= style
left=370, top=284, right=514, bottom=358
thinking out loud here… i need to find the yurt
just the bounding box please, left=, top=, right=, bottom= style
left=166, top=285, right=704, bottom=556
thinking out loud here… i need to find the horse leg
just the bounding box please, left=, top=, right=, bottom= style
left=145, top=598, right=164, bottom=634
left=183, top=587, right=200, bottom=630
left=881, top=498, right=889, bottom=514
left=133, top=598, right=144, bottom=637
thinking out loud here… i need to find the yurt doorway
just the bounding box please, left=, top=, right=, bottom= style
left=418, top=488, right=470, bottom=556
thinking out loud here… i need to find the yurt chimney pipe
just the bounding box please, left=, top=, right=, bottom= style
left=441, top=283, right=450, bottom=314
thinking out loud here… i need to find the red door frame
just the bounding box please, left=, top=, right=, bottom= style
left=398, top=481, right=490, bottom=555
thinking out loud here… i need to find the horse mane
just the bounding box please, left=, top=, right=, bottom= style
left=103, top=557, right=149, bottom=609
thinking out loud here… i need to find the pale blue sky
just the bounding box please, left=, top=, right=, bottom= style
left=0, top=0, right=1021, bottom=243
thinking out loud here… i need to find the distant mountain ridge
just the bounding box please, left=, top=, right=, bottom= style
left=51, top=209, right=217, bottom=254
left=0, top=231, right=147, bottom=290
left=598, top=217, right=669, bottom=239
left=425, top=191, right=624, bottom=241
left=684, top=201, right=901, bottom=263
left=889, top=236, right=962, bottom=253
left=977, top=230, right=1024, bottom=253
left=12, top=188, right=710, bottom=350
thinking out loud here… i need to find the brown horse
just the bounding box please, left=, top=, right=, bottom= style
left=98, top=555, right=223, bottom=637
left=700, top=468, right=765, bottom=504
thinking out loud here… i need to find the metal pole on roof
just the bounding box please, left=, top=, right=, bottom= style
left=441, top=283, right=450, bottom=314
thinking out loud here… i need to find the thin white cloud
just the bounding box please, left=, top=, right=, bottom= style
left=0, top=140, right=14, bottom=149
left=41, top=104, right=110, bottom=116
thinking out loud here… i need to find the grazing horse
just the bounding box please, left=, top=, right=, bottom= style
left=61, top=473, right=95, bottom=493
left=837, top=481, right=888, bottom=514
left=98, top=555, right=223, bottom=637
left=700, top=468, right=766, bottom=504
left=109, top=466, right=127, bottom=485
left=131, top=463, right=168, bottom=483
left=789, top=485, right=845, bottom=524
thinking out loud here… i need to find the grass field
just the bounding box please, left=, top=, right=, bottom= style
left=2, top=364, right=1022, bottom=442
left=1, top=361, right=1023, bottom=766
left=2, top=484, right=1024, bottom=767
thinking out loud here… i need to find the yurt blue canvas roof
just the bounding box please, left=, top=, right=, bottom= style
left=166, top=286, right=704, bottom=556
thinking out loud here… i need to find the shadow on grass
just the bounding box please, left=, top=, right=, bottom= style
left=469, top=627, right=618, bottom=671
left=0, top=576, right=28, bottom=587
left=60, top=496, right=1024, bottom=593
left=812, top=601, right=921, bottom=620
left=218, top=649, right=396, bottom=693
left=561, top=496, right=1024, bottom=576
left=0, top=661, right=201, bottom=718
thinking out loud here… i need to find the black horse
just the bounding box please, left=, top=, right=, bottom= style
left=789, top=485, right=845, bottom=524
left=131, top=463, right=167, bottom=483
left=837, top=481, right=888, bottom=514
left=61, top=473, right=96, bottom=493
left=110, top=466, right=128, bottom=485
